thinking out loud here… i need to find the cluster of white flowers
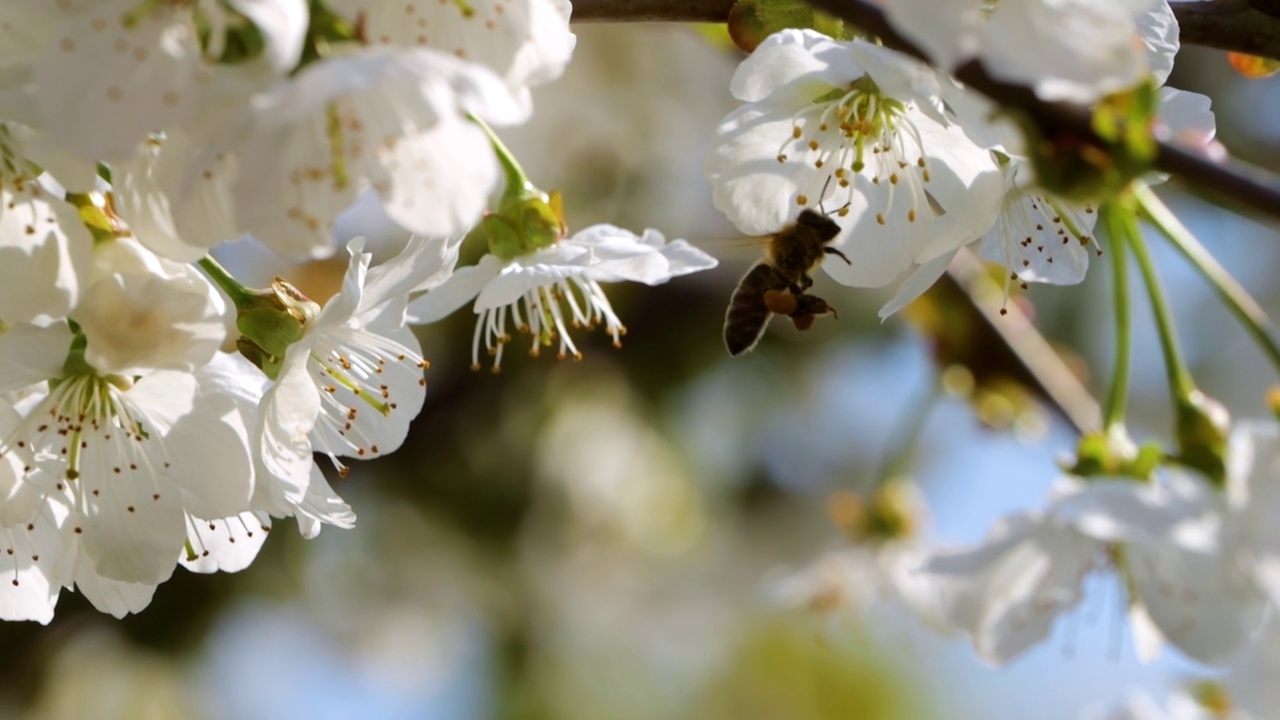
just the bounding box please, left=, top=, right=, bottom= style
left=713, top=0, right=1280, bottom=674
left=0, top=0, right=726, bottom=622
left=705, top=0, right=1214, bottom=317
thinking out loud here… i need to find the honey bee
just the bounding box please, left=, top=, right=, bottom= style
left=723, top=208, right=851, bottom=356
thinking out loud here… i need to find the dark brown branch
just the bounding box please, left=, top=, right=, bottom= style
left=1172, top=1, right=1280, bottom=61
left=572, top=0, right=1280, bottom=64
left=571, top=0, right=733, bottom=22
left=571, top=0, right=1280, bottom=223
left=799, top=0, right=1280, bottom=222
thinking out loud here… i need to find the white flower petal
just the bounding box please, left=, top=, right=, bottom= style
left=181, top=511, right=271, bottom=574
left=226, top=0, right=308, bottom=74
left=406, top=253, right=503, bottom=324
left=258, top=344, right=321, bottom=503
left=876, top=250, right=954, bottom=319
left=925, top=512, right=1097, bottom=665
left=36, top=1, right=204, bottom=161
left=1138, top=0, right=1179, bottom=87
left=0, top=321, right=73, bottom=393
left=0, top=185, right=92, bottom=323
left=1127, top=540, right=1266, bottom=665
left=0, top=502, right=64, bottom=623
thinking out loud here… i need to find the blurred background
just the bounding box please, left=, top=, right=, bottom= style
left=6, top=23, right=1280, bottom=720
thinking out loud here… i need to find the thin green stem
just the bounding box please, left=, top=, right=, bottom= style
left=1126, top=211, right=1196, bottom=401
left=197, top=256, right=256, bottom=309
left=468, top=113, right=530, bottom=194
left=1100, top=204, right=1131, bottom=430
left=1134, top=183, right=1280, bottom=377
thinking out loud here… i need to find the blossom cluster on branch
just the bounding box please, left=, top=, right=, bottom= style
left=0, top=0, right=723, bottom=621
left=4, top=1, right=1280, bottom=712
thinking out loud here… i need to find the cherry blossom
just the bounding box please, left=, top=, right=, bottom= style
left=705, top=30, right=1002, bottom=292
left=407, top=225, right=717, bottom=371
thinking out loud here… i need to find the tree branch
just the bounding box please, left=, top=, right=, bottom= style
left=571, top=0, right=733, bottom=22
left=1172, top=0, right=1280, bottom=61
left=948, top=250, right=1101, bottom=436
left=571, top=0, right=1280, bottom=225
left=571, top=0, right=1280, bottom=64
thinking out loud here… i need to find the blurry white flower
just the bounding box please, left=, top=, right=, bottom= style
left=882, top=0, right=1168, bottom=103
left=217, top=47, right=526, bottom=258
left=706, top=30, right=1001, bottom=292
left=329, top=0, right=575, bottom=112
left=924, top=473, right=1266, bottom=666
left=0, top=183, right=92, bottom=324
left=407, top=225, right=717, bottom=371
left=769, top=483, right=941, bottom=626
left=1082, top=685, right=1252, bottom=720
left=30, top=0, right=308, bottom=162
left=73, top=237, right=227, bottom=376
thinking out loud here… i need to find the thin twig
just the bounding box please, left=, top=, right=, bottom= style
left=948, top=250, right=1102, bottom=435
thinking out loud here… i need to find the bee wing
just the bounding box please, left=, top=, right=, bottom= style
left=724, top=263, right=788, bottom=356
left=688, top=234, right=771, bottom=262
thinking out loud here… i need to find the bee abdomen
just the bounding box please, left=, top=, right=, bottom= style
left=724, top=263, right=787, bottom=356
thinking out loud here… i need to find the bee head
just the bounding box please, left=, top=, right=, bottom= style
left=795, top=208, right=841, bottom=244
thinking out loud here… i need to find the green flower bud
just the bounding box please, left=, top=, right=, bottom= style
left=1174, top=389, right=1230, bottom=488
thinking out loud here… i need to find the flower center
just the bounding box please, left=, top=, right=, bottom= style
left=777, top=78, right=933, bottom=225
left=307, top=328, right=428, bottom=474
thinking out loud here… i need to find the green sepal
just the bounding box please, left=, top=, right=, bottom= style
left=861, top=480, right=917, bottom=541
left=231, top=279, right=320, bottom=377
left=1064, top=428, right=1160, bottom=482
left=485, top=188, right=567, bottom=260
left=236, top=306, right=307, bottom=359
left=236, top=336, right=285, bottom=381
left=1173, top=389, right=1230, bottom=489
left=195, top=5, right=267, bottom=66
left=727, top=0, right=854, bottom=53
left=65, top=191, right=129, bottom=244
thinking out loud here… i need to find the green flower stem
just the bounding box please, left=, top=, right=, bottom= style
left=1127, top=213, right=1196, bottom=402
left=468, top=113, right=531, bottom=195
left=197, top=256, right=257, bottom=309
left=1134, top=183, right=1280, bottom=377
left=1100, top=204, right=1132, bottom=431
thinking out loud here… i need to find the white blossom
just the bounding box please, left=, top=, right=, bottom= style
left=0, top=324, right=256, bottom=611
left=329, top=0, right=575, bottom=112
left=407, top=225, right=717, bottom=371
left=209, top=47, right=526, bottom=259
left=882, top=0, right=1167, bottom=103
left=706, top=30, right=1002, bottom=292
left=73, top=237, right=227, bottom=376
left=258, top=236, right=455, bottom=492
left=924, top=473, right=1266, bottom=666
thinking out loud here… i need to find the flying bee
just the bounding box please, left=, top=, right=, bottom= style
left=723, top=207, right=851, bottom=356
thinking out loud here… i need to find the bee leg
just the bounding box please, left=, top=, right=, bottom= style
left=824, top=247, right=852, bottom=265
